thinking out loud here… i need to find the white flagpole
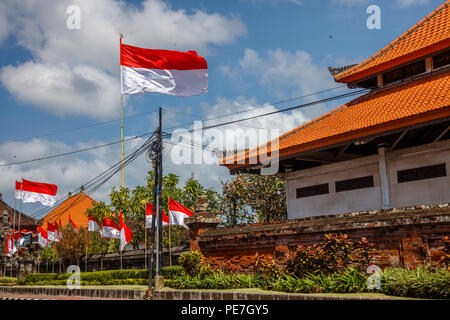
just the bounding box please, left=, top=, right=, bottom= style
left=120, top=34, right=125, bottom=189
left=145, top=217, right=147, bottom=269
left=168, top=197, right=172, bottom=267
left=17, top=178, right=23, bottom=247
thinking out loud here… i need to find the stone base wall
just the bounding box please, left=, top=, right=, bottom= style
left=193, top=205, right=450, bottom=272
left=1, top=246, right=189, bottom=276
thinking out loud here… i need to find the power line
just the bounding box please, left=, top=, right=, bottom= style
left=28, top=133, right=156, bottom=220
left=0, top=131, right=156, bottom=167
left=164, top=87, right=371, bottom=137
left=6, top=110, right=158, bottom=143
left=162, top=84, right=348, bottom=126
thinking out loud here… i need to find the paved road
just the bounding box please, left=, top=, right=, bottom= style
left=0, top=294, right=132, bottom=300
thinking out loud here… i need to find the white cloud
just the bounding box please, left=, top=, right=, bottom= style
left=219, top=48, right=336, bottom=120
left=0, top=0, right=247, bottom=119
left=222, top=48, right=334, bottom=98
left=395, top=0, right=430, bottom=7
left=1, top=61, right=120, bottom=119
left=331, top=0, right=429, bottom=7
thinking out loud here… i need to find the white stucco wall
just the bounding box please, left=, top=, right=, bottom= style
left=286, top=140, right=450, bottom=219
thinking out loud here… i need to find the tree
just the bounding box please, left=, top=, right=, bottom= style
left=219, top=175, right=254, bottom=225
left=85, top=170, right=219, bottom=250
left=53, top=224, right=87, bottom=267
left=219, top=174, right=287, bottom=225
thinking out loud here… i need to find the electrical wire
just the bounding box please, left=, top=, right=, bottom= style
left=28, top=132, right=157, bottom=220
left=0, top=131, right=156, bottom=167
left=6, top=110, right=158, bottom=143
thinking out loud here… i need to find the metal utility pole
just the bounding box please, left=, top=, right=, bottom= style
left=148, top=107, right=163, bottom=294
left=148, top=158, right=158, bottom=290
left=156, top=107, right=163, bottom=276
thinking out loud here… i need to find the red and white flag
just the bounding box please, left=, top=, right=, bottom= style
left=69, top=214, right=79, bottom=231
left=5, top=231, right=17, bottom=257
left=15, top=180, right=23, bottom=200
left=100, top=218, right=120, bottom=239
left=120, top=40, right=208, bottom=96
left=19, top=179, right=58, bottom=206
left=88, top=216, right=101, bottom=232
left=47, top=221, right=59, bottom=242
left=37, top=225, right=49, bottom=248
left=168, top=197, right=194, bottom=229
left=119, top=210, right=133, bottom=251
left=145, top=203, right=169, bottom=228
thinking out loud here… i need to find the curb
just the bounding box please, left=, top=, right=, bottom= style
left=153, top=289, right=396, bottom=300
left=0, top=286, right=147, bottom=300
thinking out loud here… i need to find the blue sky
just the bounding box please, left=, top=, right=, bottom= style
left=0, top=0, right=444, bottom=218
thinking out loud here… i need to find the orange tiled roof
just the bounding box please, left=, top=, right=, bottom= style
left=41, top=193, right=96, bottom=230
left=221, top=71, right=450, bottom=169
left=334, top=1, right=450, bottom=83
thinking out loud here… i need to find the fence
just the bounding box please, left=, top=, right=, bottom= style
left=1, top=245, right=189, bottom=277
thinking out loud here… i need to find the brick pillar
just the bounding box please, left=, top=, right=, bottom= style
left=0, top=210, right=10, bottom=277
left=185, top=195, right=220, bottom=253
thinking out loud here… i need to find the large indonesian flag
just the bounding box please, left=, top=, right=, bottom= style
left=18, top=179, right=58, bottom=206
left=168, top=197, right=193, bottom=229
left=100, top=218, right=120, bottom=239
left=119, top=210, right=133, bottom=251
left=120, top=40, right=208, bottom=96
left=37, top=225, right=49, bottom=248
left=145, top=202, right=169, bottom=228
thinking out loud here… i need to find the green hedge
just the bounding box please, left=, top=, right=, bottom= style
left=0, top=277, right=18, bottom=286
left=161, top=266, right=185, bottom=279
left=381, top=266, right=450, bottom=299
left=273, top=268, right=368, bottom=294
left=20, top=268, right=167, bottom=286
left=165, top=272, right=268, bottom=290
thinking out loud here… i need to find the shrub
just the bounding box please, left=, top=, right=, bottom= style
left=21, top=269, right=153, bottom=286
left=272, top=268, right=368, bottom=294
left=164, top=271, right=265, bottom=290
left=283, top=233, right=375, bottom=277
left=0, top=277, right=18, bottom=286
left=253, top=253, right=280, bottom=281
left=381, top=266, right=450, bottom=299
left=23, top=273, right=59, bottom=284
left=439, top=236, right=450, bottom=269
left=179, top=251, right=203, bottom=276
left=162, top=266, right=185, bottom=279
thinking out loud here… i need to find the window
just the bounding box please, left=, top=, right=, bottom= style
left=335, top=176, right=374, bottom=192
left=383, top=60, right=426, bottom=85
left=397, top=163, right=446, bottom=183
left=356, top=76, right=378, bottom=89
left=433, top=50, right=450, bottom=69
left=296, top=183, right=329, bottom=198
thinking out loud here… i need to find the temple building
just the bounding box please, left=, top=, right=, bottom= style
left=41, top=187, right=96, bottom=230
left=221, top=1, right=450, bottom=219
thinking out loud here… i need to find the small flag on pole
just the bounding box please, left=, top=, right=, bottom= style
left=15, top=180, right=23, bottom=200
left=69, top=214, right=79, bottom=231
left=100, top=218, right=120, bottom=239
left=47, top=221, right=59, bottom=242
left=145, top=203, right=169, bottom=228
left=119, top=210, right=133, bottom=251
left=88, top=216, right=101, bottom=232
left=120, top=40, right=208, bottom=96
left=37, top=225, right=49, bottom=248
left=5, top=231, right=17, bottom=257
left=168, top=197, right=194, bottom=229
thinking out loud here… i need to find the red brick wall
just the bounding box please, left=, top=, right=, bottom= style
left=190, top=206, right=450, bottom=272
